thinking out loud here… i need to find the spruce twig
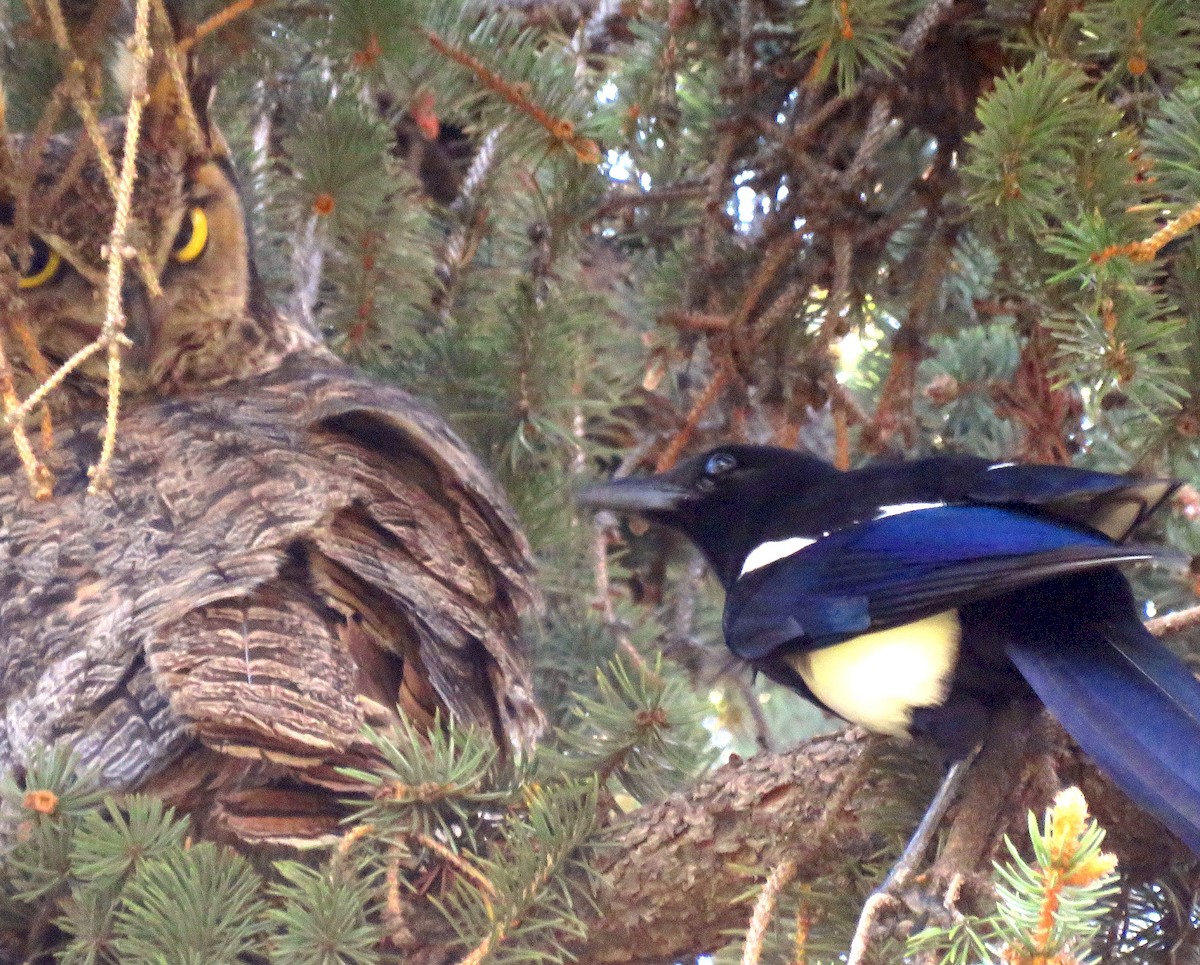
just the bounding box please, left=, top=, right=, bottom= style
left=1148, top=603, right=1200, bottom=637
left=655, top=367, right=731, bottom=471
left=1095, top=199, right=1200, bottom=264
left=742, top=858, right=798, bottom=965
left=176, top=0, right=275, bottom=55
left=422, top=28, right=600, bottom=164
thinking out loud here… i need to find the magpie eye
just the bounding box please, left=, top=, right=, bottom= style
left=705, top=452, right=737, bottom=477
left=11, top=236, right=62, bottom=289
left=172, top=207, right=208, bottom=263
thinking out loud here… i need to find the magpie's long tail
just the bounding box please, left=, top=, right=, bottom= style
left=1007, top=610, right=1200, bottom=855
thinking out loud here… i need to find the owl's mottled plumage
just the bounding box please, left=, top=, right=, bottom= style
left=0, top=109, right=543, bottom=843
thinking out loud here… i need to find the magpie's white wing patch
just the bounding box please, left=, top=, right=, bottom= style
left=873, top=501, right=946, bottom=519
left=738, top=503, right=949, bottom=578
left=739, top=537, right=817, bottom=577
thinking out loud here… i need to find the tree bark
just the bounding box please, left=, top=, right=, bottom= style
left=385, top=714, right=1186, bottom=965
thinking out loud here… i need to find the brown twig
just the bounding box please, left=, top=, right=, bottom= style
left=731, top=231, right=804, bottom=333
left=43, top=0, right=121, bottom=195
left=843, top=96, right=893, bottom=186
left=0, top=323, right=52, bottom=500
left=700, top=130, right=738, bottom=271
left=595, top=181, right=709, bottom=217
left=593, top=515, right=652, bottom=674
left=1147, top=604, right=1200, bottom=639
left=742, top=858, right=799, bottom=965
left=8, top=315, right=55, bottom=452
left=730, top=672, right=774, bottom=753
left=655, top=366, right=732, bottom=471
left=152, top=0, right=206, bottom=151
left=1094, top=199, right=1200, bottom=265
left=414, top=831, right=498, bottom=900
left=176, top=0, right=274, bottom=55
left=0, top=0, right=161, bottom=498
left=658, top=310, right=730, bottom=333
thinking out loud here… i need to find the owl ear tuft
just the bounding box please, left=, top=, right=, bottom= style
left=189, top=72, right=232, bottom=161
left=139, top=56, right=228, bottom=161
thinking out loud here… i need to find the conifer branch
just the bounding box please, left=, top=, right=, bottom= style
left=1095, top=199, right=1200, bottom=264
left=595, top=181, right=709, bottom=216
left=176, top=0, right=275, bottom=55
left=8, top=315, right=54, bottom=452
left=655, top=366, right=731, bottom=471
left=421, top=28, right=600, bottom=164
left=659, top=310, right=730, bottom=332
left=0, top=317, right=51, bottom=499
left=742, top=858, right=798, bottom=965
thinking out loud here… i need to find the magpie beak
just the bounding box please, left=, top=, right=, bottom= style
left=577, top=475, right=690, bottom=515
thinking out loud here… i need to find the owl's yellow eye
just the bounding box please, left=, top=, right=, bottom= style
left=13, top=237, right=62, bottom=289
left=172, top=207, right=209, bottom=263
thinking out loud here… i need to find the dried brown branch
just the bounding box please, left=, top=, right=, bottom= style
left=658, top=310, right=731, bottom=333
left=595, top=181, right=709, bottom=217
left=0, top=0, right=166, bottom=497
left=742, top=858, right=799, bottom=965
left=655, top=366, right=731, bottom=471
left=176, top=0, right=275, bottom=55
left=1148, top=604, right=1200, bottom=638
left=0, top=322, right=52, bottom=499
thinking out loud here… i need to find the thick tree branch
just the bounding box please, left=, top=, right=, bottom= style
left=571, top=716, right=1190, bottom=963
left=575, top=729, right=887, bottom=964
left=384, top=714, right=1191, bottom=964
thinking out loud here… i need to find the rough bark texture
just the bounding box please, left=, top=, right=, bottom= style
left=577, top=728, right=885, bottom=964
left=559, top=719, right=1188, bottom=965
left=374, top=715, right=1187, bottom=965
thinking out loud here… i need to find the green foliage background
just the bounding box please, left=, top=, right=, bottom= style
left=4, top=0, right=1200, bottom=960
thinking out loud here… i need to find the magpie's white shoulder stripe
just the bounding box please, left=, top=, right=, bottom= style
left=873, top=501, right=945, bottom=519
left=739, top=537, right=816, bottom=577
left=738, top=502, right=951, bottom=578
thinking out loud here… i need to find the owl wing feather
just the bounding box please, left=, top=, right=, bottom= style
left=0, top=353, right=543, bottom=843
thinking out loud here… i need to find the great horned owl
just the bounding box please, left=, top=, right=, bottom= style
left=0, top=104, right=544, bottom=843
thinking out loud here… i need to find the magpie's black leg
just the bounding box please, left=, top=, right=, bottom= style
left=882, top=748, right=978, bottom=893
left=847, top=748, right=980, bottom=965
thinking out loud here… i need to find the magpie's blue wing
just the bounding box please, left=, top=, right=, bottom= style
left=725, top=506, right=1169, bottom=661
left=961, top=464, right=1177, bottom=541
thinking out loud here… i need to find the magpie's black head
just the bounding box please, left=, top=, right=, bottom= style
left=577, top=444, right=839, bottom=586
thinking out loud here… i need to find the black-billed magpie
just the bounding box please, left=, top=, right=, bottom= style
left=579, top=444, right=1200, bottom=855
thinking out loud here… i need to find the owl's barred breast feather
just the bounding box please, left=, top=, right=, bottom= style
left=0, top=352, right=544, bottom=844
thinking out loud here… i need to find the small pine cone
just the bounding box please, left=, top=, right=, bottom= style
left=923, top=373, right=960, bottom=406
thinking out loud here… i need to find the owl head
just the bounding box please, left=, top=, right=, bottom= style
left=1, top=93, right=319, bottom=401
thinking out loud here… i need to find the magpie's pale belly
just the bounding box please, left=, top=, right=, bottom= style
left=784, top=611, right=962, bottom=736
